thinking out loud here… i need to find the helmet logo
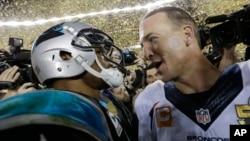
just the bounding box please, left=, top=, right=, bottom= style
left=33, top=23, right=64, bottom=49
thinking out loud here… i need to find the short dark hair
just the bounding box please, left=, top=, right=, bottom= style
left=142, top=6, right=201, bottom=48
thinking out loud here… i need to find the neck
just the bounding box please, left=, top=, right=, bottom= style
left=174, top=57, right=221, bottom=94
left=53, top=79, right=101, bottom=99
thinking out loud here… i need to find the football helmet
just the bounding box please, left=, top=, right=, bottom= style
left=31, top=21, right=124, bottom=88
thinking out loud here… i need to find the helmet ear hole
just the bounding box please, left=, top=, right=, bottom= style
left=59, top=51, right=72, bottom=61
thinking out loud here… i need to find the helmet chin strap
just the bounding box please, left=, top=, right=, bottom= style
left=75, top=55, right=123, bottom=88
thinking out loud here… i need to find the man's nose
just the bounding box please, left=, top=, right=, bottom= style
left=143, top=45, right=153, bottom=61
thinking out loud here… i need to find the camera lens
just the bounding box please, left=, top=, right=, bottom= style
left=124, top=53, right=133, bottom=62
left=210, top=20, right=242, bottom=48
left=216, top=28, right=240, bottom=45
left=123, top=49, right=137, bottom=66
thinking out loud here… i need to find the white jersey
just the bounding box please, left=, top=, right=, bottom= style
left=135, top=60, right=250, bottom=141
left=134, top=80, right=165, bottom=141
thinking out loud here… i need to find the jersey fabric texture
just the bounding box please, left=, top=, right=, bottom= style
left=134, top=80, right=165, bottom=141
left=100, top=89, right=133, bottom=141
left=0, top=89, right=132, bottom=141
left=134, top=60, right=250, bottom=141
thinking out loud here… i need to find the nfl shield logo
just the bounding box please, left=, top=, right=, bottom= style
left=195, top=108, right=211, bottom=125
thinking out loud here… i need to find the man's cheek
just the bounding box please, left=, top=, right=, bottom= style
left=166, top=35, right=185, bottom=51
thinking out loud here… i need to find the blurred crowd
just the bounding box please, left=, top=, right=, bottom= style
left=0, top=5, right=250, bottom=141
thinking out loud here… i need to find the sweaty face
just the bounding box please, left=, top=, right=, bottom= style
left=139, top=12, right=187, bottom=82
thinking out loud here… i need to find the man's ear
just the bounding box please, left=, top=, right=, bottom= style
left=183, top=25, right=194, bottom=47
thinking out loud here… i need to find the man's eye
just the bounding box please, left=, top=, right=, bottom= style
left=150, top=38, right=158, bottom=47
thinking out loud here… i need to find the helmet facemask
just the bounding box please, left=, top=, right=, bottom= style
left=70, top=27, right=126, bottom=88
left=71, top=28, right=128, bottom=74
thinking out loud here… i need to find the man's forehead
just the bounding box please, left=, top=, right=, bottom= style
left=139, top=13, right=168, bottom=40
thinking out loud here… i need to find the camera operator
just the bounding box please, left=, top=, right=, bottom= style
left=0, top=65, right=37, bottom=100
left=217, top=45, right=243, bottom=71
left=205, top=45, right=242, bottom=71
left=0, top=39, right=39, bottom=100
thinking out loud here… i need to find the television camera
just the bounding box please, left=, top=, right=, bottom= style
left=200, top=4, right=250, bottom=48
left=0, top=37, right=39, bottom=89
left=198, top=4, right=250, bottom=64
left=123, top=49, right=137, bottom=66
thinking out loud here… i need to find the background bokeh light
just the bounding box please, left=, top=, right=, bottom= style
left=0, top=0, right=249, bottom=57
